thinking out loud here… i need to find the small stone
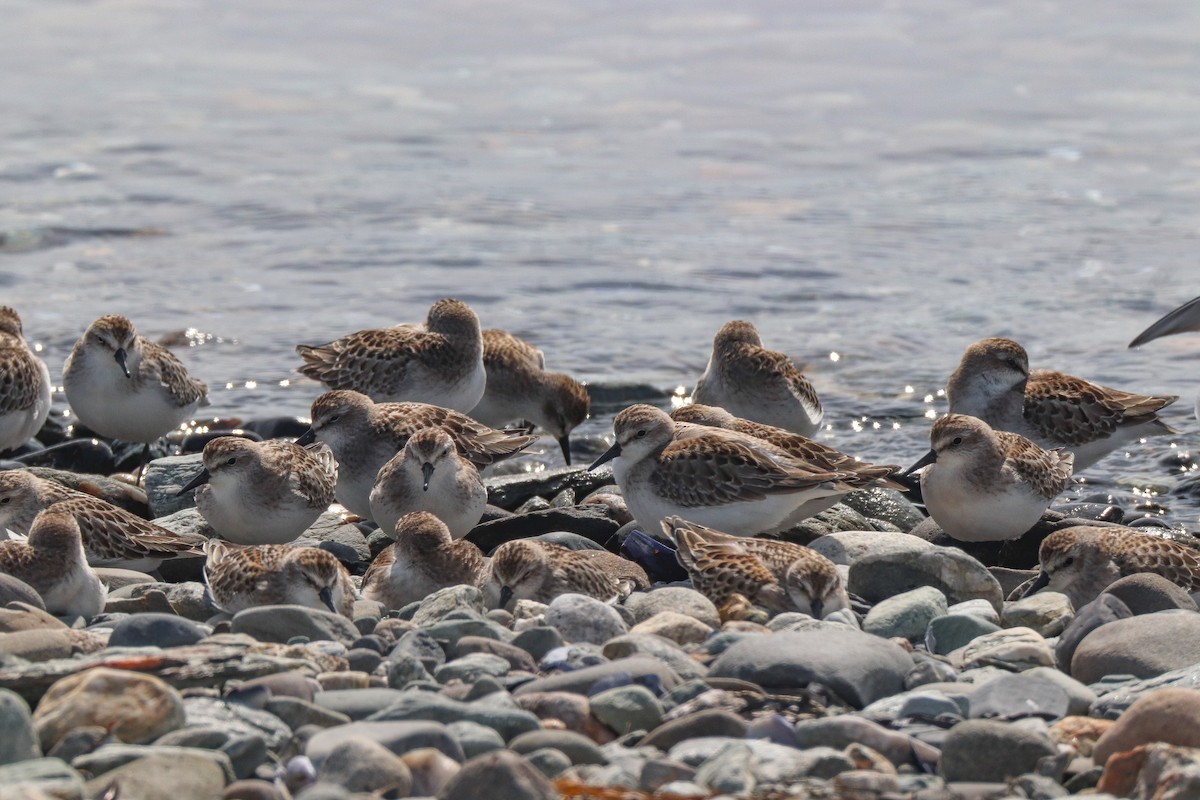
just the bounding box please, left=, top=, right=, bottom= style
left=602, top=634, right=710, bottom=681
left=367, top=691, right=541, bottom=741
left=33, top=668, right=184, bottom=751
left=862, top=586, right=948, bottom=641
left=628, top=611, right=713, bottom=646
left=306, top=721, right=464, bottom=767
left=0, top=688, right=39, bottom=765
left=390, top=628, right=447, bottom=671
left=967, top=672, right=1071, bottom=721
left=107, top=613, right=207, bottom=649
left=264, top=698, right=351, bottom=730
left=445, top=720, right=505, bottom=759
left=947, top=598, right=1002, bottom=625
left=639, top=757, right=697, bottom=791
left=794, top=716, right=933, bottom=768
left=411, top=586, right=486, bottom=627
left=1093, top=688, right=1200, bottom=764
left=1049, top=715, right=1114, bottom=759
left=642, top=709, right=749, bottom=752
left=0, top=629, right=73, bottom=662
left=939, top=719, right=1057, bottom=782
left=314, top=737, right=413, bottom=795
left=82, top=751, right=233, bottom=800
left=0, top=574, right=46, bottom=610
left=624, top=588, right=720, bottom=628
left=951, top=627, right=1056, bottom=671
left=510, top=627, right=563, bottom=661
left=435, top=750, right=556, bottom=800
left=1055, top=593, right=1132, bottom=671
left=184, top=697, right=292, bottom=752
left=0, top=603, right=66, bottom=634
left=524, top=747, right=571, bottom=778
left=513, top=656, right=681, bottom=698
left=926, top=614, right=1002, bottom=655
left=224, top=779, right=289, bottom=800
left=345, top=648, right=383, bottom=674
left=144, top=453, right=205, bottom=517
left=544, top=594, right=628, bottom=645
left=453, top=637, right=537, bottom=673
left=0, top=758, right=86, bottom=799
left=231, top=605, right=358, bottom=645
left=387, top=654, right=434, bottom=689
left=401, top=747, right=462, bottom=796
left=1103, top=573, right=1199, bottom=615
left=848, top=542, right=1004, bottom=611
left=589, top=684, right=664, bottom=735
left=1071, top=612, right=1200, bottom=684
left=508, top=729, right=606, bottom=765
left=315, top=689, right=407, bottom=721
left=434, top=653, right=511, bottom=684
left=1002, top=592, right=1074, bottom=637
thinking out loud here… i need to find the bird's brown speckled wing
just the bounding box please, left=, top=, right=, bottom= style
left=140, top=339, right=208, bottom=407
left=297, top=327, right=426, bottom=396
left=996, top=431, right=1074, bottom=500
left=1024, top=369, right=1176, bottom=445
left=483, top=329, right=545, bottom=372
left=1111, top=534, right=1200, bottom=591
left=50, top=495, right=207, bottom=563
left=0, top=346, right=43, bottom=413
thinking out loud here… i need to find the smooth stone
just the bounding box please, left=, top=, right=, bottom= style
left=509, top=627, right=563, bottom=662
left=0, top=688, right=39, bottom=765
left=589, top=684, right=664, bottom=735
left=508, top=730, right=606, bottom=766
left=0, top=757, right=86, bottom=799
left=968, top=673, right=1071, bottom=721
left=898, top=691, right=965, bottom=721
left=445, top=720, right=505, bottom=759
left=307, top=721, right=463, bottom=767
left=1091, top=663, right=1200, bottom=718
left=293, top=512, right=372, bottom=564
left=926, top=614, right=1002, bottom=655
left=153, top=728, right=266, bottom=780
left=939, top=719, right=1057, bottom=782
left=314, top=737, right=413, bottom=796
left=862, top=586, right=948, bottom=641
left=391, top=628, right=447, bottom=671
left=1002, top=592, right=1075, bottom=637
left=951, top=627, right=1056, bottom=671
left=224, top=779, right=289, bottom=800
left=399, top=747, right=461, bottom=796
left=452, top=637, right=537, bottom=673
left=624, top=588, right=720, bottom=628
left=1093, top=688, right=1200, bottom=764
left=601, top=634, right=710, bottom=681
left=808, top=530, right=932, bottom=566
left=794, top=716, right=936, bottom=768
left=411, top=586, right=486, bottom=627
left=947, top=599, right=1002, bottom=625
left=387, top=654, right=434, bottom=689
left=524, top=747, right=571, bottom=779
left=1056, top=594, right=1133, bottom=671
left=0, top=574, right=46, bottom=610
left=92, top=568, right=157, bottom=592
left=263, top=697, right=350, bottom=730
left=345, top=647, right=382, bottom=674
left=838, top=487, right=927, bottom=531
left=424, top=617, right=511, bottom=649
left=435, top=653, right=511, bottom=684
left=544, top=594, right=628, bottom=646
left=0, top=629, right=73, bottom=662
left=1103, top=573, right=1199, bottom=615
left=628, top=611, right=713, bottom=645
left=1021, top=667, right=1098, bottom=717
left=33, top=668, right=184, bottom=752
left=638, top=757, right=697, bottom=792
left=1072, top=612, right=1200, bottom=684
left=511, top=692, right=604, bottom=741
left=0, top=603, right=65, bottom=633
left=18, top=438, right=115, bottom=474
left=435, top=750, right=556, bottom=800
left=144, top=453, right=205, bottom=517
left=367, top=691, right=541, bottom=742
left=108, top=613, right=207, bottom=649
left=231, top=605, right=358, bottom=645
left=82, top=751, right=231, bottom=800
left=513, top=657, right=682, bottom=698
left=707, top=628, right=912, bottom=708
left=849, top=543, right=1004, bottom=611
left=184, top=697, right=292, bottom=752
left=641, top=709, right=748, bottom=752
left=315, top=689, right=407, bottom=721
left=669, top=737, right=852, bottom=784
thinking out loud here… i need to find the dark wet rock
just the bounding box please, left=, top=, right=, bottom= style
left=307, top=721, right=463, bottom=767
left=910, top=510, right=1125, bottom=569
left=513, top=657, right=681, bottom=698
left=108, top=613, right=207, bottom=649
left=0, top=688, right=38, bottom=765
left=436, top=749, right=556, bottom=800
left=1055, top=593, right=1132, bottom=671
left=1051, top=502, right=1124, bottom=524
left=939, top=719, right=1057, bottom=782
left=0, top=574, right=45, bottom=610
left=839, top=487, right=927, bottom=532
left=641, top=709, right=748, bottom=752
left=345, top=648, right=383, bottom=674
left=707, top=628, right=911, bottom=708
left=465, top=504, right=620, bottom=552
left=1102, top=572, right=1199, bottom=614
left=508, top=730, right=606, bottom=765
left=1071, top=611, right=1200, bottom=684
left=231, top=605, right=359, bottom=645
left=240, top=417, right=311, bottom=440
left=15, top=438, right=115, bottom=474
left=483, top=467, right=623, bottom=514
left=968, top=673, right=1071, bottom=721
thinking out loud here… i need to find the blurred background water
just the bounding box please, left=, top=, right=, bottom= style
left=3, top=0, right=1200, bottom=522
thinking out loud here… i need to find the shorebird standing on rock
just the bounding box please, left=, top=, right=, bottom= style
left=296, top=298, right=487, bottom=412
left=369, top=428, right=486, bottom=539
left=946, top=336, right=1177, bottom=471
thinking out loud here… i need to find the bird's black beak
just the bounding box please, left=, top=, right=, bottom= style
left=903, top=449, right=938, bottom=477
left=810, top=599, right=825, bottom=620
left=1020, top=571, right=1051, bottom=599
left=295, top=428, right=317, bottom=446
left=558, top=435, right=572, bottom=466
left=589, top=441, right=621, bottom=471
left=318, top=586, right=337, bottom=613
left=177, top=468, right=211, bottom=496
left=114, top=347, right=131, bottom=378
left=498, top=586, right=514, bottom=608
left=421, top=462, right=435, bottom=491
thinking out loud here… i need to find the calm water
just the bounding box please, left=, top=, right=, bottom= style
left=3, top=1, right=1200, bottom=523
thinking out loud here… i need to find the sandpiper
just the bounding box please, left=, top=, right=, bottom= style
left=907, top=414, right=1074, bottom=542
left=487, top=538, right=650, bottom=608
left=369, top=428, right=486, bottom=539
left=0, top=506, right=105, bottom=618
left=203, top=540, right=357, bottom=616
left=590, top=404, right=862, bottom=536
left=0, top=307, right=51, bottom=453
left=178, top=437, right=337, bottom=545
left=946, top=337, right=1177, bottom=471
left=469, top=328, right=590, bottom=464
left=1022, top=525, right=1200, bottom=609
left=296, top=390, right=536, bottom=519
left=360, top=511, right=489, bottom=609
left=296, top=298, right=486, bottom=412
left=691, top=320, right=823, bottom=436
left=665, top=516, right=849, bottom=619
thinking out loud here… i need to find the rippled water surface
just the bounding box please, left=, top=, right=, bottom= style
left=4, top=0, right=1200, bottom=523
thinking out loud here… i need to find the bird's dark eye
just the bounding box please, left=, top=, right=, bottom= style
left=636, top=429, right=647, bottom=438
left=329, top=414, right=340, bottom=423
left=951, top=436, right=963, bottom=445
left=0, top=497, right=9, bottom=505
left=226, top=457, right=237, bottom=465
left=1063, top=557, right=1074, bottom=567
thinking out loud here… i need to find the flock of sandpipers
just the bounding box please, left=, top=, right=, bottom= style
left=1, top=294, right=1200, bottom=624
